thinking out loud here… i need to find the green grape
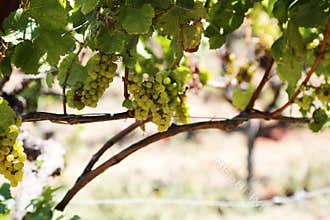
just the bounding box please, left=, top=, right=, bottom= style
left=81, top=53, right=117, bottom=108
left=6, top=154, right=14, bottom=162
left=66, top=83, right=85, bottom=110
left=163, top=77, right=171, bottom=85
left=67, top=53, right=118, bottom=109
left=175, top=97, right=190, bottom=124
left=0, top=98, right=26, bottom=187
left=125, top=68, right=192, bottom=132
left=122, top=99, right=134, bottom=110
left=199, top=69, right=210, bottom=86
left=307, top=39, right=320, bottom=50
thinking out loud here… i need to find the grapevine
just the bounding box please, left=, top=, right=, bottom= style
left=0, top=0, right=329, bottom=216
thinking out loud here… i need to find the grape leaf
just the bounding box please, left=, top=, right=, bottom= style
left=70, top=215, right=81, bottom=220
left=289, top=1, right=328, bottom=27
left=121, top=36, right=139, bottom=68
left=12, top=41, right=43, bottom=74
left=177, top=0, right=194, bottom=9
left=75, top=0, right=99, bottom=14
left=0, top=56, right=12, bottom=77
left=154, top=7, right=179, bottom=37
left=286, top=22, right=306, bottom=61
left=205, top=0, right=253, bottom=49
left=58, top=53, right=88, bottom=87
left=182, top=20, right=203, bottom=52
left=119, top=4, right=155, bottom=34
left=309, top=108, right=329, bottom=132
left=69, top=8, right=86, bottom=28
left=10, top=27, right=74, bottom=73
left=317, top=61, right=330, bottom=78
left=272, top=0, right=290, bottom=24
left=155, top=3, right=206, bottom=36
left=154, top=2, right=206, bottom=60
left=271, top=30, right=303, bottom=91
left=0, top=183, right=12, bottom=217
left=27, top=0, right=68, bottom=31
left=34, top=28, right=74, bottom=66
left=58, top=53, right=76, bottom=86
left=19, top=80, right=42, bottom=113
left=67, top=62, right=89, bottom=86
left=127, top=0, right=170, bottom=9
left=95, top=28, right=127, bottom=54
left=46, top=72, right=54, bottom=88
left=2, top=9, right=38, bottom=45
left=0, top=183, right=12, bottom=200
left=232, top=87, right=254, bottom=110
left=276, top=60, right=302, bottom=91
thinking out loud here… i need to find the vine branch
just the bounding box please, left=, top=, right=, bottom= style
left=76, top=120, right=147, bottom=182
left=21, top=111, right=131, bottom=124
left=271, top=18, right=330, bottom=117
left=245, top=58, right=274, bottom=111
left=21, top=110, right=309, bottom=125
left=55, top=110, right=310, bottom=211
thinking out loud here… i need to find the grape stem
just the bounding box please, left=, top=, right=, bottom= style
left=123, top=67, right=129, bottom=100
left=62, top=46, right=84, bottom=115
left=271, top=18, right=330, bottom=117
left=55, top=110, right=309, bottom=211
left=204, top=0, right=211, bottom=10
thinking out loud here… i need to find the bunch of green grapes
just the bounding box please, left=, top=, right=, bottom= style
left=315, top=83, right=330, bottom=103
left=222, top=52, right=236, bottom=75
left=67, top=83, right=85, bottom=110
left=123, top=67, right=191, bottom=132
left=67, top=53, right=117, bottom=109
left=175, top=96, right=189, bottom=124
left=0, top=98, right=26, bottom=187
left=295, top=94, right=314, bottom=112
left=235, top=62, right=256, bottom=83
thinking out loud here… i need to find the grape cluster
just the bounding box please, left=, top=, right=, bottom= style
left=235, top=62, right=256, bottom=83
left=123, top=67, right=191, bottom=132
left=67, top=83, right=85, bottom=110
left=315, top=83, right=330, bottom=103
left=295, top=94, right=314, bottom=112
left=0, top=98, right=26, bottom=187
left=67, top=53, right=117, bottom=109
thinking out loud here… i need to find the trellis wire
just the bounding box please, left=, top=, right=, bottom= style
left=71, top=187, right=330, bottom=208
